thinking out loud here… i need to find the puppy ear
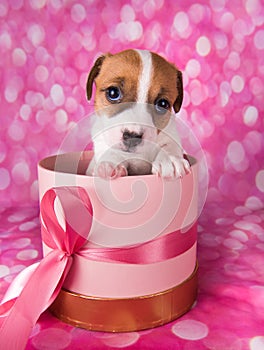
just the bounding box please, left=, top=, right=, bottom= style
left=173, top=70, right=183, bottom=113
left=86, top=55, right=106, bottom=101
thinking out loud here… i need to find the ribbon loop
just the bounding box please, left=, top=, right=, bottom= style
left=40, top=186, right=93, bottom=255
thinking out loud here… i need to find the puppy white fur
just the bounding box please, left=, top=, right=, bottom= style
left=86, top=49, right=190, bottom=179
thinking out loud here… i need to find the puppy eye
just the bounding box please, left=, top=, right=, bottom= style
left=155, top=98, right=170, bottom=114
left=106, top=86, right=122, bottom=103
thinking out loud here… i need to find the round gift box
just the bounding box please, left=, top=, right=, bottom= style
left=38, top=151, right=198, bottom=332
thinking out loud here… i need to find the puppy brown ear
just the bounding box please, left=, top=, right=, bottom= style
left=86, top=55, right=106, bottom=101
left=173, top=70, right=183, bottom=113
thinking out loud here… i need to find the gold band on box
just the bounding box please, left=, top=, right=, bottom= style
left=50, top=263, right=198, bottom=332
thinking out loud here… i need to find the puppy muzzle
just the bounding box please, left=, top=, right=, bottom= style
left=122, top=130, right=144, bottom=150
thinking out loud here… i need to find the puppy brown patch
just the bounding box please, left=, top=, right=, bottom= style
left=92, top=50, right=141, bottom=116
left=149, top=53, right=183, bottom=130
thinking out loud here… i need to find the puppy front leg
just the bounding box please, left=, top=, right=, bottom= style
left=152, top=149, right=190, bottom=178
left=152, top=141, right=191, bottom=179
left=152, top=120, right=191, bottom=179
left=87, top=150, right=128, bottom=179
left=96, top=160, right=128, bottom=179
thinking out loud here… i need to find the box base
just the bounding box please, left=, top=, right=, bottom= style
left=49, top=263, right=198, bottom=332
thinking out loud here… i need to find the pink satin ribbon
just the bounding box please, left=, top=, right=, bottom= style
left=80, top=226, right=196, bottom=264
left=0, top=186, right=196, bottom=350
left=0, top=187, right=93, bottom=350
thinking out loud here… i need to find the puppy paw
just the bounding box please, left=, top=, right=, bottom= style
left=95, top=162, right=128, bottom=179
left=173, top=157, right=191, bottom=178
left=152, top=156, right=191, bottom=179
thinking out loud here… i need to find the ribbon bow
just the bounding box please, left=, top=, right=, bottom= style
left=0, top=187, right=93, bottom=350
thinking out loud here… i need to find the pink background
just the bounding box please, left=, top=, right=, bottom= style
left=0, top=0, right=264, bottom=349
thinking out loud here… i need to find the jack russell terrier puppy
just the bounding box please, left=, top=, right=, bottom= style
left=86, top=49, right=191, bottom=179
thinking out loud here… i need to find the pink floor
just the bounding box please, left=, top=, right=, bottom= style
left=0, top=1, right=264, bottom=349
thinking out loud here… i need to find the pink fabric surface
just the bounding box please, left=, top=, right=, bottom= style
left=0, top=0, right=264, bottom=349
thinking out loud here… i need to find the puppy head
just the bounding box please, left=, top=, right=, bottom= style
left=87, top=49, right=183, bottom=116
left=87, top=50, right=183, bottom=152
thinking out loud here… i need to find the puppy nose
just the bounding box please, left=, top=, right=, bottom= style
left=122, top=130, right=143, bottom=148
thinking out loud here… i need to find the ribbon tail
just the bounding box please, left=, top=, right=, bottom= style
left=0, top=262, right=40, bottom=317
left=0, top=250, right=72, bottom=350
left=0, top=308, right=33, bottom=350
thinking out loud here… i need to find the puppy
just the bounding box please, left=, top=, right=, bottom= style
left=86, top=49, right=190, bottom=179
